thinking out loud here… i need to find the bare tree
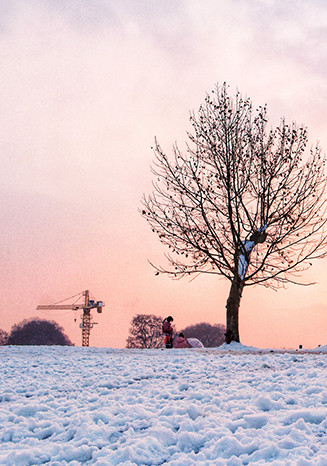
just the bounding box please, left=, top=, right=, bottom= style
left=0, top=329, right=8, bottom=346
left=180, top=322, right=225, bottom=347
left=142, top=83, right=327, bottom=343
left=126, top=314, right=164, bottom=349
left=7, top=318, right=73, bottom=346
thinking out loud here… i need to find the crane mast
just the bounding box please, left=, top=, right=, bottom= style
left=81, top=290, right=93, bottom=347
left=36, top=290, right=104, bottom=347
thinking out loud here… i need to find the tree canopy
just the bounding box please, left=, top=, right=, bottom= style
left=179, top=322, right=225, bottom=347
left=126, top=314, right=164, bottom=349
left=7, top=318, right=73, bottom=346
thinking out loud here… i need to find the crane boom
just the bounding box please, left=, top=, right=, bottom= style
left=36, top=305, right=81, bottom=310
left=36, top=290, right=104, bottom=347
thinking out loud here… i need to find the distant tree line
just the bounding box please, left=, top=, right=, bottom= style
left=0, top=318, right=73, bottom=346
left=179, top=322, right=225, bottom=348
left=126, top=313, right=225, bottom=349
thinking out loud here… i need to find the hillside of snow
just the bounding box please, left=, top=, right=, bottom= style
left=1, top=345, right=327, bottom=464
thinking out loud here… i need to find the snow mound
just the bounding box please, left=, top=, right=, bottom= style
left=218, top=341, right=260, bottom=351
left=315, top=344, right=327, bottom=353
left=187, top=338, right=204, bottom=348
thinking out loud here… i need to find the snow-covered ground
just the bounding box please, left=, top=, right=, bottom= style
left=1, top=345, right=327, bottom=465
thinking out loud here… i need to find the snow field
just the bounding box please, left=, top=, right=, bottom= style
left=1, top=346, right=327, bottom=465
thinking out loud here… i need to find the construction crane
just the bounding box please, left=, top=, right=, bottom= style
left=36, top=290, right=104, bottom=347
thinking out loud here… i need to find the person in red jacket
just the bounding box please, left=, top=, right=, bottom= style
left=162, top=316, right=174, bottom=348
left=173, top=333, right=190, bottom=348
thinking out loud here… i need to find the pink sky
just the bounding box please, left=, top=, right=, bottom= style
left=1, top=0, right=327, bottom=349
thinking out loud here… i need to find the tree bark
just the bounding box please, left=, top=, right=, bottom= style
left=225, top=276, right=244, bottom=343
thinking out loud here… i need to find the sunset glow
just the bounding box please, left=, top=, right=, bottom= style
left=1, top=1, right=327, bottom=349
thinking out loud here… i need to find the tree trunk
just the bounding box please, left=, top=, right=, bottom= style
left=225, top=276, right=244, bottom=343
